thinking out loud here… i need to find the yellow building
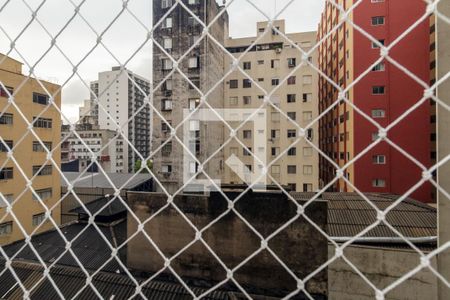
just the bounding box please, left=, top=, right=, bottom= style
left=223, top=20, right=319, bottom=192
left=0, top=53, right=61, bottom=245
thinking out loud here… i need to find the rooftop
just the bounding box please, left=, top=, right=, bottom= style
left=62, top=172, right=153, bottom=190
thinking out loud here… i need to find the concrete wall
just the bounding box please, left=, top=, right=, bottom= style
left=126, top=191, right=327, bottom=298
left=437, top=0, right=450, bottom=298
left=328, top=245, right=438, bottom=300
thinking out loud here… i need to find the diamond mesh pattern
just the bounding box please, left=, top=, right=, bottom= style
left=0, top=0, right=449, bottom=299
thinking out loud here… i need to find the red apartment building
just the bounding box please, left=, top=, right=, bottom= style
left=318, top=0, right=432, bottom=202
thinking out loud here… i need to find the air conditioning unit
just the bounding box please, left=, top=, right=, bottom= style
left=276, top=48, right=282, bottom=54
left=164, top=90, right=172, bottom=97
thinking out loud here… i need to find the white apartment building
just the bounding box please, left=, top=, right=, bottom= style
left=223, top=20, right=319, bottom=192
left=61, top=124, right=125, bottom=173
left=89, top=67, right=151, bottom=173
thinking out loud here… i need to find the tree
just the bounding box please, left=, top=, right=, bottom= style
left=134, top=159, right=153, bottom=173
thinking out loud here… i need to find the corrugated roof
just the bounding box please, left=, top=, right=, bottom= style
left=0, top=260, right=234, bottom=300
left=61, top=172, right=152, bottom=190
left=3, top=221, right=127, bottom=273
left=69, top=196, right=127, bottom=217
left=290, top=192, right=436, bottom=239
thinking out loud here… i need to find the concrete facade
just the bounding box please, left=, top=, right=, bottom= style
left=89, top=67, right=151, bottom=173
left=328, top=245, right=438, bottom=300
left=318, top=0, right=432, bottom=202
left=61, top=123, right=125, bottom=173
left=437, top=0, right=450, bottom=298
left=0, top=53, right=61, bottom=245
left=223, top=20, right=319, bottom=192
left=152, top=0, right=228, bottom=193
left=126, top=191, right=327, bottom=298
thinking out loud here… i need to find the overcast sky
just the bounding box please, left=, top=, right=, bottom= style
left=0, top=0, right=324, bottom=123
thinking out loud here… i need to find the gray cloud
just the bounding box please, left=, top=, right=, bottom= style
left=0, top=0, right=324, bottom=123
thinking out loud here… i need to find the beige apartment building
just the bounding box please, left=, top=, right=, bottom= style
left=0, top=53, right=61, bottom=245
left=223, top=20, right=319, bottom=192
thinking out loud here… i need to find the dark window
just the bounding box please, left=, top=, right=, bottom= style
left=0, top=140, right=13, bottom=152
left=287, top=165, right=297, bottom=174
left=287, top=112, right=296, bottom=120
left=229, top=80, right=238, bottom=89
left=288, top=147, right=296, bottom=156
left=0, top=113, right=13, bottom=125
left=372, top=16, right=385, bottom=26
left=288, top=58, right=296, bottom=68
left=33, top=93, right=50, bottom=105
left=0, top=86, right=13, bottom=98
left=372, top=86, right=385, bottom=95
left=243, top=62, right=251, bottom=70
left=287, top=129, right=296, bottom=138
left=287, top=94, right=296, bottom=103
left=33, top=117, right=52, bottom=128
left=243, top=79, right=252, bottom=88
left=287, top=76, right=296, bottom=85
left=32, top=141, right=52, bottom=152
left=33, top=165, right=53, bottom=176
left=243, top=147, right=252, bottom=156
left=0, top=167, right=13, bottom=180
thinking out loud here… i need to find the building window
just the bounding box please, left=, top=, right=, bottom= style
left=243, top=147, right=252, bottom=156
left=161, top=99, right=172, bottom=111
left=189, top=77, right=200, bottom=89
left=243, top=130, right=252, bottom=139
left=32, top=213, right=47, bottom=227
left=188, top=57, right=199, bottom=69
left=372, top=62, right=385, bottom=72
left=0, top=113, right=13, bottom=125
left=33, top=188, right=53, bottom=201
left=371, top=109, right=386, bottom=118
left=243, top=96, right=251, bottom=105
left=161, top=0, right=172, bottom=9
left=0, top=222, right=12, bottom=236
left=0, top=140, right=13, bottom=152
left=271, top=130, right=280, bottom=139
left=271, top=59, right=280, bottom=69
left=32, top=141, right=52, bottom=152
left=303, top=93, right=312, bottom=102
left=372, top=16, right=385, bottom=26
left=272, top=78, right=280, bottom=86
left=188, top=0, right=199, bottom=4
left=0, top=193, right=13, bottom=207
left=303, top=111, right=313, bottom=121
left=0, top=167, right=13, bottom=180
left=189, top=98, right=200, bottom=111
left=271, top=165, right=280, bottom=175
left=33, top=117, right=53, bottom=129
left=287, top=94, right=296, bottom=103
left=0, top=86, right=13, bottom=98
left=303, top=147, right=313, bottom=157
left=229, top=80, right=238, bottom=89
left=284, top=183, right=295, bottom=191
left=162, top=164, right=172, bottom=174
left=243, top=79, right=252, bottom=88
left=243, top=62, right=251, bottom=70
left=303, top=165, right=313, bottom=175
left=287, top=112, right=296, bottom=120
left=372, top=86, right=385, bottom=95
left=32, top=93, right=50, bottom=105
left=287, top=129, right=297, bottom=138
left=372, top=39, right=385, bottom=48
left=229, top=97, right=238, bottom=106
left=287, top=76, right=296, bottom=85
left=302, top=75, right=312, bottom=85
left=287, top=165, right=297, bottom=174
left=303, top=183, right=313, bottom=192
left=373, top=155, right=386, bottom=164
left=162, top=17, right=173, bottom=29
left=287, top=58, right=296, bottom=68
left=33, top=165, right=52, bottom=176
left=372, top=179, right=386, bottom=187
left=162, top=58, right=173, bottom=70
left=257, top=60, right=264, bottom=65
left=288, top=147, right=296, bottom=156
left=163, top=37, right=172, bottom=50
left=271, top=147, right=279, bottom=156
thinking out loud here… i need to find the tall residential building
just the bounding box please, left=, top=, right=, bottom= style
left=61, top=123, right=125, bottom=173
left=223, top=20, right=319, bottom=192
left=152, top=0, right=228, bottom=193
left=318, top=0, right=432, bottom=202
left=90, top=67, right=151, bottom=173
left=0, top=53, right=61, bottom=244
